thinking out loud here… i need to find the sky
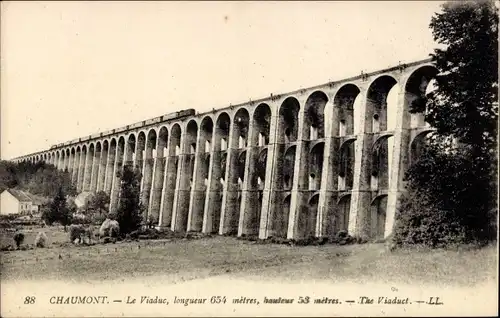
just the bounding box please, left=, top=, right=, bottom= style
left=1, top=1, right=444, bottom=160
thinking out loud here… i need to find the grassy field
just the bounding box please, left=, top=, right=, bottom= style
left=1, top=226, right=497, bottom=287
left=0, top=225, right=69, bottom=249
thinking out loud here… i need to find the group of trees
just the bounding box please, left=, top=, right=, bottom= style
left=41, top=164, right=144, bottom=235
left=0, top=161, right=76, bottom=197
left=1, top=159, right=144, bottom=236
left=392, top=1, right=498, bottom=247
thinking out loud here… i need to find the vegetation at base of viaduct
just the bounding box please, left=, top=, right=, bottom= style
left=393, top=0, right=498, bottom=247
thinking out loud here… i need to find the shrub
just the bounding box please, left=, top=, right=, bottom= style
left=13, top=232, right=24, bottom=249
left=326, top=231, right=361, bottom=245
left=91, top=213, right=108, bottom=225
left=69, top=224, right=86, bottom=243
left=35, top=231, right=48, bottom=248
left=99, top=219, right=120, bottom=238
left=71, top=214, right=91, bottom=225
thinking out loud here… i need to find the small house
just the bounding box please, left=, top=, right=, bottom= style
left=0, top=189, right=33, bottom=215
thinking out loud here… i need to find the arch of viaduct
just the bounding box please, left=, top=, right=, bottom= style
left=12, top=58, right=437, bottom=240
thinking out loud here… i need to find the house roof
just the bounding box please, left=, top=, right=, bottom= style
left=2, top=189, right=51, bottom=205
left=5, top=189, right=32, bottom=202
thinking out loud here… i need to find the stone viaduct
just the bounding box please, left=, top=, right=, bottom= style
left=12, top=58, right=437, bottom=240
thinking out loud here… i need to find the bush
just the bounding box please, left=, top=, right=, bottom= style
left=99, top=219, right=120, bottom=238
left=325, top=230, right=357, bottom=245
left=35, top=231, right=48, bottom=248
left=91, top=213, right=108, bottom=225
left=69, top=224, right=86, bottom=243
left=392, top=191, right=468, bottom=248
left=13, top=232, right=24, bottom=249
left=71, top=215, right=91, bottom=225
left=391, top=141, right=497, bottom=248
left=139, top=227, right=160, bottom=240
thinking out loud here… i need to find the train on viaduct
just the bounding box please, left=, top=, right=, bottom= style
left=12, top=58, right=437, bottom=241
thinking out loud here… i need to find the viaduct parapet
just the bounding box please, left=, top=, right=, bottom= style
left=12, top=59, right=437, bottom=240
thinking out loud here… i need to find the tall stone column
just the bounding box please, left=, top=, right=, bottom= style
left=171, top=145, right=193, bottom=232
left=386, top=84, right=412, bottom=238
left=140, top=147, right=154, bottom=222
left=135, top=138, right=145, bottom=174
left=77, top=151, right=86, bottom=193
left=96, top=145, right=108, bottom=192
left=68, top=152, right=75, bottom=176
left=104, top=143, right=116, bottom=195
left=348, top=89, right=373, bottom=239
left=148, top=151, right=165, bottom=225
left=287, top=103, right=309, bottom=240
left=202, top=132, right=223, bottom=234
left=57, top=154, right=63, bottom=171
left=63, top=154, right=68, bottom=171
left=90, top=149, right=101, bottom=193
left=238, top=122, right=260, bottom=236
left=83, top=148, right=93, bottom=192
left=187, top=133, right=209, bottom=232
left=71, top=151, right=80, bottom=186
left=158, top=153, right=177, bottom=229
left=63, top=154, right=69, bottom=171
left=316, top=105, right=340, bottom=238
left=219, top=124, right=239, bottom=235
left=109, top=142, right=125, bottom=213
left=66, top=153, right=71, bottom=175
left=259, top=111, right=280, bottom=239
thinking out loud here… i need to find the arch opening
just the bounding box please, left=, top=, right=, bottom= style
left=308, top=142, right=324, bottom=191
left=283, top=146, right=296, bottom=190
left=370, top=195, right=388, bottom=239
left=371, top=135, right=394, bottom=191
left=233, top=109, right=250, bottom=149
left=338, top=139, right=355, bottom=190
left=336, top=194, right=351, bottom=233
left=170, top=124, right=182, bottom=157
left=410, top=131, right=434, bottom=165
left=405, top=66, right=438, bottom=129
left=158, top=127, right=169, bottom=158
left=334, top=84, right=360, bottom=136
left=252, top=104, right=271, bottom=147
left=367, top=75, right=398, bottom=133
left=279, top=97, right=300, bottom=143
left=298, top=193, right=319, bottom=238
left=272, top=194, right=291, bottom=238
left=126, top=134, right=137, bottom=167
left=304, top=91, right=328, bottom=140
left=136, top=132, right=146, bottom=171
left=201, top=116, right=214, bottom=153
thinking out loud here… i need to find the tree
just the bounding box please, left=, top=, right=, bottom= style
left=85, top=191, right=110, bottom=216
left=44, top=187, right=72, bottom=231
left=0, top=161, right=76, bottom=198
left=13, top=232, right=25, bottom=249
left=0, top=161, right=19, bottom=192
left=116, top=165, right=144, bottom=235
left=394, top=1, right=498, bottom=247
left=411, top=0, right=498, bottom=154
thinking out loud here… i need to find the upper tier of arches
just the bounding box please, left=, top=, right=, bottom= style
left=14, top=60, right=436, bottom=164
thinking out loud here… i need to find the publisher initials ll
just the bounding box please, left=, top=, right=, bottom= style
left=428, top=297, right=443, bottom=305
